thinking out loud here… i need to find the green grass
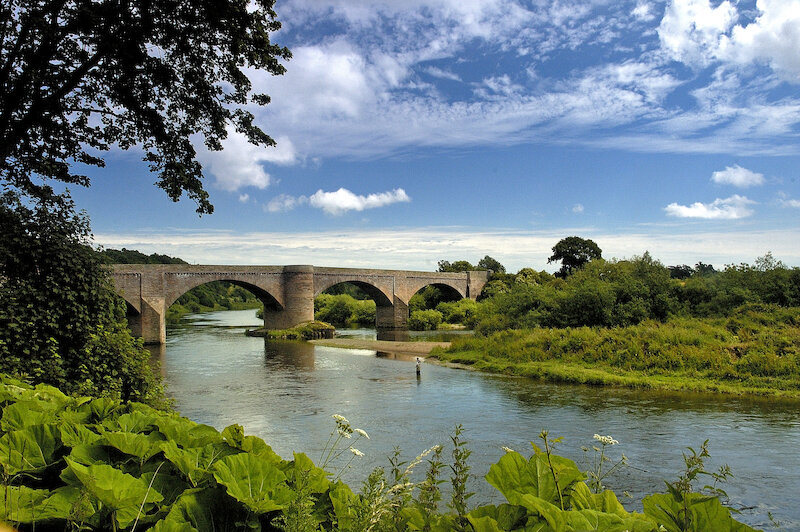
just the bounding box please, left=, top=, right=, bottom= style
left=433, top=305, right=800, bottom=397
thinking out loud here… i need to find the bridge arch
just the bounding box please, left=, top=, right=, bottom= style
left=163, top=274, right=284, bottom=310
left=313, top=279, right=393, bottom=307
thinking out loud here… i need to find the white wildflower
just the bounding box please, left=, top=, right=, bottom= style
left=349, top=447, right=364, bottom=457
left=355, top=428, right=370, bottom=439
left=501, top=446, right=515, bottom=453
left=332, top=414, right=348, bottom=423
left=593, top=434, right=619, bottom=446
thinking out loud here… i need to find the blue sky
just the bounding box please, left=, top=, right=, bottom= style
left=78, top=0, right=800, bottom=271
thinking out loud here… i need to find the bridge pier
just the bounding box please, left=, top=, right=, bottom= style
left=262, top=265, right=315, bottom=329
left=375, top=296, right=409, bottom=329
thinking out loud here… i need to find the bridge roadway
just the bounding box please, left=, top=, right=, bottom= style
left=111, top=264, right=490, bottom=344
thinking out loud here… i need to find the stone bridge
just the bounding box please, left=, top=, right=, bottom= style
left=111, top=264, right=490, bottom=344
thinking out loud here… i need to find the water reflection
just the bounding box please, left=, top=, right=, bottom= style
left=161, top=309, right=800, bottom=531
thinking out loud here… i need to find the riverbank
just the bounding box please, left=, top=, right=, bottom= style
left=432, top=307, right=800, bottom=398
left=309, top=337, right=450, bottom=356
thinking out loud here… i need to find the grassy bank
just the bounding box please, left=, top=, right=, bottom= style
left=433, top=305, right=800, bottom=397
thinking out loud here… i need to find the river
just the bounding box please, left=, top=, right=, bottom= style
left=151, top=308, right=800, bottom=530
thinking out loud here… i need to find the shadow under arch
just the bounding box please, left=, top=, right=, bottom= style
left=165, top=279, right=282, bottom=312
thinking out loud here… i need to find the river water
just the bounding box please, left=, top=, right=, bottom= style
left=153, top=309, right=800, bottom=530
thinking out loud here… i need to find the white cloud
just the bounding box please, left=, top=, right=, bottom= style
left=425, top=66, right=462, bottom=82
left=572, top=203, right=584, bottom=213
left=266, top=194, right=308, bottom=213
left=93, top=226, right=800, bottom=271
left=780, top=198, right=800, bottom=208
left=238, top=194, right=250, bottom=203
left=710, top=165, right=765, bottom=187
left=633, top=2, right=656, bottom=22
left=196, top=129, right=297, bottom=192
left=719, top=0, right=800, bottom=80
left=658, top=0, right=800, bottom=80
left=308, top=188, right=411, bottom=215
left=664, top=194, right=756, bottom=219
left=658, top=0, right=738, bottom=66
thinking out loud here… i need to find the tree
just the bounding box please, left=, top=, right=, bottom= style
left=1, top=0, right=290, bottom=213
left=477, top=255, right=506, bottom=274
left=0, top=191, right=164, bottom=404
left=548, top=236, right=602, bottom=278
left=437, top=260, right=475, bottom=272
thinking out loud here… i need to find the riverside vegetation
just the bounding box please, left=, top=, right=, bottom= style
left=0, top=376, right=756, bottom=532
left=429, top=249, right=800, bottom=397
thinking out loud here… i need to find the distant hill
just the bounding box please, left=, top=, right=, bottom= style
left=100, top=248, right=188, bottom=265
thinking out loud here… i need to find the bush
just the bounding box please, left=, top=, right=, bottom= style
left=0, top=191, right=165, bottom=406
left=408, top=309, right=443, bottom=331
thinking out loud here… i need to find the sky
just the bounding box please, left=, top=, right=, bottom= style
left=76, top=0, right=800, bottom=272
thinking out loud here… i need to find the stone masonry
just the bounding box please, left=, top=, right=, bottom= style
left=111, top=264, right=490, bottom=344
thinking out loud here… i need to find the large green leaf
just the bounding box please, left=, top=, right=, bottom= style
left=212, top=452, right=294, bottom=514
left=564, top=509, right=659, bottom=532
left=59, top=422, right=102, bottom=447
left=329, top=480, right=360, bottom=530
left=1, top=400, right=58, bottom=431
left=0, top=485, right=50, bottom=524
left=38, top=486, right=99, bottom=523
left=162, top=440, right=238, bottom=487
left=0, top=423, right=61, bottom=475
left=102, top=430, right=166, bottom=461
left=643, top=492, right=757, bottom=532
left=103, top=410, right=160, bottom=434
left=151, top=487, right=234, bottom=532
left=485, top=451, right=585, bottom=508
left=156, top=416, right=222, bottom=448
left=569, top=482, right=629, bottom=518
left=288, top=452, right=330, bottom=494
left=506, top=494, right=566, bottom=532
left=64, top=457, right=164, bottom=529
left=468, top=504, right=528, bottom=531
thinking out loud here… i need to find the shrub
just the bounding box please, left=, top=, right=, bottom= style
left=408, top=309, right=444, bottom=331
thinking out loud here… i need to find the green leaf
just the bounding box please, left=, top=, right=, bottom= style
left=212, top=452, right=293, bottom=514
left=64, top=457, right=164, bottom=529
left=104, top=410, right=160, bottom=433
left=1, top=400, right=58, bottom=431
left=288, top=452, right=330, bottom=493
left=162, top=440, right=238, bottom=487
left=156, top=416, right=222, bottom=448
left=38, top=486, right=99, bottom=522
left=485, top=450, right=584, bottom=508
left=506, top=494, right=566, bottom=532
left=0, top=423, right=61, bottom=475
left=329, top=480, right=359, bottom=530
left=59, top=422, right=102, bottom=447
left=151, top=487, right=231, bottom=532
left=643, top=492, right=757, bottom=532
left=0, top=485, right=50, bottom=524
left=102, top=430, right=165, bottom=461
left=569, top=482, right=629, bottom=517
left=468, top=504, right=528, bottom=531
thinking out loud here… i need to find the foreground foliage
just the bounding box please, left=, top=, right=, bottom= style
left=0, top=377, right=756, bottom=531
left=0, top=192, right=165, bottom=406
left=437, top=305, right=800, bottom=396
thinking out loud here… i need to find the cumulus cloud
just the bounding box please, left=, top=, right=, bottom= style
left=309, top=188, right=411, bottom=215
left=266, top=194, right=308, bottom=213
left=572, top=203, right=584, bottom=213
left=658, top=0, right=738, bottom=66
left=196, top=129, right=297, bottom=192
left=238, top=194, right=250, bottom=203
left=664, top=194, right=756, bottom=219
left=710, top=165, right=765, bottom=187
left=632, top=2, right=656, bottom=22
left=659, top=0, right=800, bottom=79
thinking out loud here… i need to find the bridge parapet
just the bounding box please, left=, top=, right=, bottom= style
left=110, top=264, right=490, bottom=344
